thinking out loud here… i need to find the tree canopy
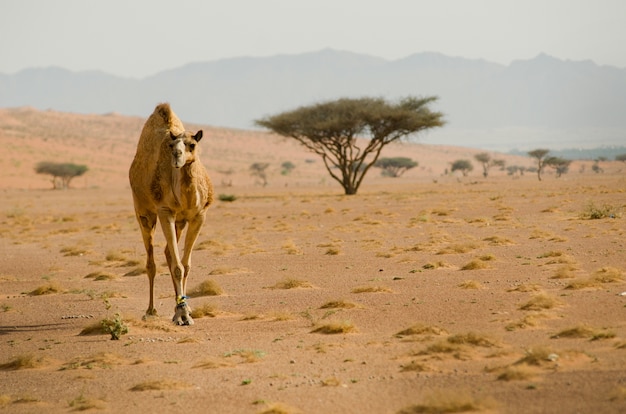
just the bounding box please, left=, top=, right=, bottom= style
left=527, top=149, right=550, bottom=181
left=374, top=157, right=418, bottom=177
left=450, top=159, right=473, bottom=177
left=35, top=161, right=88, bottom=189
left=255, top=96, right=444, bottom=194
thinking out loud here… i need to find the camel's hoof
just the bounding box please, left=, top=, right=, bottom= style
left=172, top=303, right=194, bottom=326
left=143, top=310, right=158, bottom=321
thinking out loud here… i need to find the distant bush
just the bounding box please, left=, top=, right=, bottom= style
left=280, top=161, right=296, bottom=175
left=374, top=157, right=418, bottom=177
left=218, top=194, right=237, bottom=202
left=35, top=161, right=88, bottom=189
left=450, top=159, right=473, bottom=177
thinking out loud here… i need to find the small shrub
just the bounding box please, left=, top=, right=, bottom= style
left=218, top=194, right=237, bottom=202
left=580, top=201, right=620, bottom=220
left=0, top=355, right=47, bottom=370
left=351, top=285, right=392, bottom=294
left=102, top=313, right=128, bottom=340
left=320, top=300, right=359, bottom=309
left=270, top=278, right=312, bottom=289
left=190, top=303, right=219, bottom=319
left=497, top=365, right=537, bottom=381
left=395, top=324, right=447, bottom=338
left=129, top=379, right=191, bottom=391
left=29, top=282, right=64, bottom=296
left=311, top=321, right=357, bottom=334
left=519, top=293, right=561, bottom=311
left=460, top=260, right=488, bottom=271
left=189, top=279, right=223, bottom=297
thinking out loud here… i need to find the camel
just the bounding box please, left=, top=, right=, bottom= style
left=129, top=103, right=213, bottom=325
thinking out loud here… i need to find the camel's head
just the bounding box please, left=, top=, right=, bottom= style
left=169, top=130, right=203, bottom=168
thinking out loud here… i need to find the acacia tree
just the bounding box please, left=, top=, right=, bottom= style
left=35, top=161, right=88, bottom=189
left=528, top=149, right=550, bottom=181
left=544, top=156, right=571, bottom=178
left=374, top=157, right=418, bottom=177
left=450, top=159, right=473, bottom=177
left=474, top=152, right=505, bottom=178
left=255, top=97, right=444, bottom=195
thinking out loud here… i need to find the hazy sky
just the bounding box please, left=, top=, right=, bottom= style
left=1, top=0, right=625, bottom=78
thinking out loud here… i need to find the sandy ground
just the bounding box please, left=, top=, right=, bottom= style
left=1, top=108, right=626, bottom=413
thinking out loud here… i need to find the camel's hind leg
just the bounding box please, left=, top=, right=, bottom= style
left=136, top=212, right=158, bottom=318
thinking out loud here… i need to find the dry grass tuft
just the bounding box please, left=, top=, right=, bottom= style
left=123, top=267, right=145, bottom=276
left=351, top=285, right=392, bottom=294
left=311, top=321, right=357, bottom=334
left=551, top=265, right=579, bottom=279
left=79, top=321, right=108, bottom=336
left=514, top=347, right=559, bottom=367
left=447, top=332, right=499, bottom=348
left=458, top=280, right=483, bottom=289
left=282, top=240, right=303, bottom=255
left=551, top=325, right=616, bottom=341
left=258, top=403, right=302, bottom=414
left=129, top=379, right=192, bottom=392
left=422, top=261, right=451, bottom=270
left=592, top=266, right=624, bottom=283
left=189, top=279, right=223, bottom=297
left=396, top=324, right=447, bottom=338
left=270, top=278, right=313, bottom=290
left=507, top=284, right=541, bottom=293
left=0, top=354, right=49, bottom=370
left=61, top=352, right=126, bottom=370
left=189, top=302, right=219, bottom=319
left=483, top=236, right=514, bottom=245
left=60, top=246, right=90, bottom=257
left=398, top=389, right=496, bottom=414
left=84, top=271, right=118, bottom=281
left=28, top=282, right=64, bottom=295
left=505, top=313, right=549, bottom=331
left=320, top=299, right=360, bottom=309
left=460, top=260, right=489, bottom=271
left=192, top=358, right=234, bottom=369
left=400, top=361, right=432, bottom=373
left=519, top=293, right=562, bottom=311
left=497, top=365, right=538, bottom=381
left=68, top=394, right=107, bottom=411
left=436, top=242, right=480, bottom=255
left=564, top=278, right=601, bottom=290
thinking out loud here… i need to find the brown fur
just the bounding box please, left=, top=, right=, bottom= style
left=129, top=103, right=213, bottom=325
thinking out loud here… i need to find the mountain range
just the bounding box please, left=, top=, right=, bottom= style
left=1, top=49, right=625, bottom=151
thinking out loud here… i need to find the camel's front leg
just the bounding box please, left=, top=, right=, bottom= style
left=157, top=208, right=192, bottom=325
left=180, top=213, right=206, bottom=296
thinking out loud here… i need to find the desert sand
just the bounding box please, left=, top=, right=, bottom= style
left=0, top=108, right=625, bottom=413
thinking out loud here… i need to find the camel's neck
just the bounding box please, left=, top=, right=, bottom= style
left=169, top=163, right=201, bottom=210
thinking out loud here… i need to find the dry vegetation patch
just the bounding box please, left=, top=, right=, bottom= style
left=396, top=324, right=447, bottom=338
left=519, top=293, right=562, bottom=311
left=0, top=354, right=51, bottom=371
left=320, top=299, right=361, bottom=309
left=269, top=278, right=313, bottom=290
left=551, top=325, right=616, bottom=341
left=190, top=302, right=220, bottom=319
left=311, top=321, right=357, bottom=334
left=398, top=389, right=496, bottom=414
left=28, top=282, right=64, bottom=295
left=351, top=285, right=392, bottom=294
left=129, top=379, right=192, bottom=392
left=84, top=271, right=118, bottom=281
left=189, top=279, right=223, bottom=297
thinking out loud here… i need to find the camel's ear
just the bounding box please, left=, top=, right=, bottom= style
left=170, top=131, right=178, bottom=140
left=193, top=130, right=203, bottom=142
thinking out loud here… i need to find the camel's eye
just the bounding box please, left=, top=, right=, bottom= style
left=189, top=143, right=196, bottom=151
